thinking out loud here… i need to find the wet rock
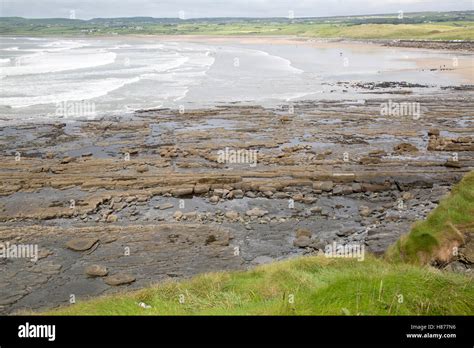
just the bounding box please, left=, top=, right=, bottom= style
left=313, top=181, right=334, bottom=192
left=459, top=241, right=474, bottom=264
left=303, top=196, right=317, bottom=204
left=182, top=211, right=197, bottom=220
left=293, top=236, right=311, bottom=248
left=104, top=273, right=136, bottom=286
left=336, top=227, right=356, bottom=237
left=444, top=261, right=468, bottom=273
left=252, top=256, right=274, bottom=265
left=38, top=249, right=53, bottom=260
left=369, top=149, right=387, bottom=157
left=394, top=143, right=418, bottom=153
left=309, top=239, right=326, bottom=250
left=225, top=211, right=239, bottom=220
left=232, top=189, right=244, bottom=198
left=352, top=183, right=362, bottom=193
left=66, top=238, right=99, bottom=251
left=136, top=164, right=148, bottom=173
left=61, top=156, right=75, bottom=164
left=246, top=207, right=268, bottom=217
left=445, top=160, right=462, bottom=168
left=213, top=189, right=230, bottom=197
left=209, top=195, right=220, bottom=204
left=333, top=186, right=353, bottom=195
left=194, top=184, right=210, bottom=194
left=125, top=196, right=136, bottom=203
left=359, top=206, right=372, bottom=217
left=171, top=187, right=194, bottom=197
left=428, top=128, right=440, bottom=137
left=158, top=203, right=174, bottom=210
left=321, top=208, right=331, bottom=217
left=106, top=214, right=118, bottom=223
left=359, top=157, right=381, bottom=165
left=245, top=191, right=257, bottom=198
left=361, top=183, right=390, bottom=192
left=292, top=193, right=304, bottom=202
left=295, top=228, right=312, bottom=239
left=85, top=264, right=108, bottom=277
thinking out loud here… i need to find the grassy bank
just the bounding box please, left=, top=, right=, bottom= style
left=43, top=254, right=473, bottom=316
left=387, top=171, right=474, bottom=265
left=142, top=22, right=474, bottom=40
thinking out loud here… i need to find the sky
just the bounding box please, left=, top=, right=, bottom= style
left=0, top=0, right=472, bottom=19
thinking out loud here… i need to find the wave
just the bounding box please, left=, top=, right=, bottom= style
left=0, top=77, right=140, bottom=108
left=0, top=50, right=117, bottom=77
left=254, top=49, right=304, bottom=74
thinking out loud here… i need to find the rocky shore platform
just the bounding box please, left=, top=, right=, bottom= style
left=0, top=92, right=473, bottom=313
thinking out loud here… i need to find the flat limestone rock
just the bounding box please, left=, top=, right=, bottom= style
left=104, top=273, right=136, bottom=286
left=246, top=207, right=268, bottom=217
left=85, top=264, right=108, bottom=277
left=65, top=238, right=99, bottom=251
left=159, top=203, right=174, bottom=210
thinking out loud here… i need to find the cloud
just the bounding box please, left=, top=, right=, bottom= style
left=0, top=0, right=472, bottom=19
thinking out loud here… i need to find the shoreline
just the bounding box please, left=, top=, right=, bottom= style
left=1, top=35, right=473, bottom=122
left=2, top=33, right=474, bottom=50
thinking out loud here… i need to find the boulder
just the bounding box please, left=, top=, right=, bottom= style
left=359, top=205, right=372, bottom=217
left=295, top=228, right=312, bottom=239
left=225, top=211, right=239, bottom=220
left=394, top=143, right=418, bottom=153
left=246, top=207, right=268, bottom=217
left=66, top=238, right=99, bottom=251
left=293, top=236, right=311, bottom=248
left=428, top=128, right=440, bottom=137
left=104, top=273, right=136, bottom=286
left=313, top=181, right=334, bottom=192
left=85, top=264, right=108, bottom=277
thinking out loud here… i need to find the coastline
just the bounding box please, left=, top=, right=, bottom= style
left=0, top=33, right=473, bottom=314
left=1, top=92, right=473, bottom=313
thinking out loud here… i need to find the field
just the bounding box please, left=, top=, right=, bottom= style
left=1, top=11, right=474, bottom=40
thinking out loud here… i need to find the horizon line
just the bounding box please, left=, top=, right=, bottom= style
left=1, top=9, right=473, bottom=21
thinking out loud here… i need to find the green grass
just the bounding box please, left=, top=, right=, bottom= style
left=1, top=20, right=474, bottom=40
left=387, top=171, right=474, bottom=264
left=41, top=254, right=473, bottom=316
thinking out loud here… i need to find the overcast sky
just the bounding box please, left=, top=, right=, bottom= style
left=0, top=0, right=472, bottom=19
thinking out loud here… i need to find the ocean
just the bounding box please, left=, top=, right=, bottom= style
left=0, top=36, right=469, bottom=121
